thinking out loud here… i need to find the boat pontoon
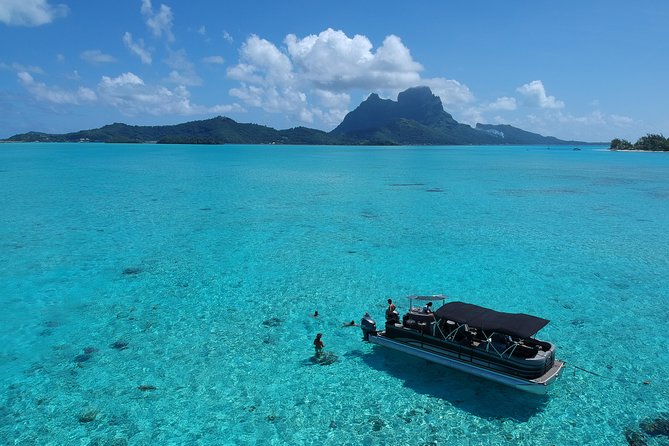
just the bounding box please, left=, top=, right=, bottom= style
left=361, top=295, right=564, bottom=394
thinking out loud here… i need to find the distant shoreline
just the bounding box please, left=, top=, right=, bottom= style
left=0, top=141, right=607, bottom=148
left=610, top=149, right=669, bottom=153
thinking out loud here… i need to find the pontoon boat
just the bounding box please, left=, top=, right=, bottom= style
left=361, top=295, right=564, bottom=394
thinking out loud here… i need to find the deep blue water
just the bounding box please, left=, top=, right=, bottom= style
left=1, top=143, right=668, bottom=445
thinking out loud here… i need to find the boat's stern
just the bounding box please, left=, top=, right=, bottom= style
left=360, top=313, right=377, bottom=341
left=529, top=359, right=565, bottom=391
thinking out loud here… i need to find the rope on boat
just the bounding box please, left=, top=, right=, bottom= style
left=564, top=362, right=651, bottom=386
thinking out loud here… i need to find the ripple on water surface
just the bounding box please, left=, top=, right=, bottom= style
left=1, top=144, right=668, bottom=445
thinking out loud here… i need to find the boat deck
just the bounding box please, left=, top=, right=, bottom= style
left=531, top=359, right=565, bottom=385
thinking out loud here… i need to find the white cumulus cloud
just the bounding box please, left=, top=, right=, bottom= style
left=98, top=72, right=236, bottom=116
left=424, top=78, right=474, bottom=107
left=517, top=80, right=565, bottom=109
left=458, top=96, right=516, bottom=126
left=123, top=32, right=152, bottom=64
left=284, top=29, right=422, bottom=90
left=15, top=68, right=239, bottom=118
left=226, top=29, right=467, bottom=128
left=229, top=34, right=293, bottom=84
left=0, top=0, right=67, bottom=26
left=99, top=72, right=144, bottom=88
left=141, top=0, right=174, bottom=42
left=17, top=71, right=96, bottom=104
left=486, top=96, right=517, bottom=111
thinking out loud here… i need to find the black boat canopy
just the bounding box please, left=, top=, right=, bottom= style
left=434, top=301, right=550, bottom=339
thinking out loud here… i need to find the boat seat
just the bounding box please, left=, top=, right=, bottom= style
left=408, top=313, right=435, bottom=325
left=513, top=344, right=538, bottom=358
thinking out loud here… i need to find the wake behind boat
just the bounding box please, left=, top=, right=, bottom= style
left=361, top=295, right=564, bottom=394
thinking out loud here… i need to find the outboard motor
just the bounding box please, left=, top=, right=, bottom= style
left=360, top=313, right=377, bottom=341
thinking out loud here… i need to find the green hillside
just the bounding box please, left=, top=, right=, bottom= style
left=5, top=86, right=589, bottom=146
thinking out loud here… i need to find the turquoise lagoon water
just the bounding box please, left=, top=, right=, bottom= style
left=1, top=143, right=668, bottom=445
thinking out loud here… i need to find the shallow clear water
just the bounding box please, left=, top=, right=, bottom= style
left=1, top=143, right=668, bottom=445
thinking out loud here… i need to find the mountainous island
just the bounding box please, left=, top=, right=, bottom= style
left=5, top=86, right=590, bottom=146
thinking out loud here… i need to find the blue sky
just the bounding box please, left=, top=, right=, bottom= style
left=1, top=0, right=667, bottom=141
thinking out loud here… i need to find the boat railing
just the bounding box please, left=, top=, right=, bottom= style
left=404, top=316, right=549, bottom=364
left=503, top=342, right=519, bottom=358
left=483, top=337, right=505, bottom=358
left=440, top=323, right=525, bottom=360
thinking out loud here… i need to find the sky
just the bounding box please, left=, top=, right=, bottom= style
left=1, top=0, right=667, bottom=142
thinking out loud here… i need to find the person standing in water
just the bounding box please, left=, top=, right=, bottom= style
left=313, top=333, right=325, bottom=357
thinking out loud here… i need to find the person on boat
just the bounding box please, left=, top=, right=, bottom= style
left=313, top=333, right=325, bottom=357
left=423, top=302, right=433, bottom=314
left=386, top=299, right=399, bottom=323
left=342, top=320, right=358, bottom=327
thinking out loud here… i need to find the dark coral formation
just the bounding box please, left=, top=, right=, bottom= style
left=625, top=428, right=647, bottom=446
left=111, top=340, right=129, bottom=350
left=78, top=410, right=98, bottom=423
left=640, top=414, right=669, bottom=436
left=625, top=413, right=669, bottom=446
left=262, top=317, right=283, bottom=327
left=122, top=267, right=143, bottom=275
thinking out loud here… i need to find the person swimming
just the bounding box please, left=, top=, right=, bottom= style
left=342, top=320, right=358, bottom=327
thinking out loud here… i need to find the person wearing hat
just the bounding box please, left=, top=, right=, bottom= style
left=313, top=333, right=325, bottom=357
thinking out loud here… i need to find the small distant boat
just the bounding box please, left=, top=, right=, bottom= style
left=361, top=295, right=564, bottom=394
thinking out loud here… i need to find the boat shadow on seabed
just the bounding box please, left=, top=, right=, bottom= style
left=360, top=347, right=549, bottom=422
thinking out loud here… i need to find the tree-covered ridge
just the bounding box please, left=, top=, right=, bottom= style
left=611, top=134, right=669, bottom=151
left=5, top=117, right=338, bottom=145
left=5, top=86, right=592, bottom=146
